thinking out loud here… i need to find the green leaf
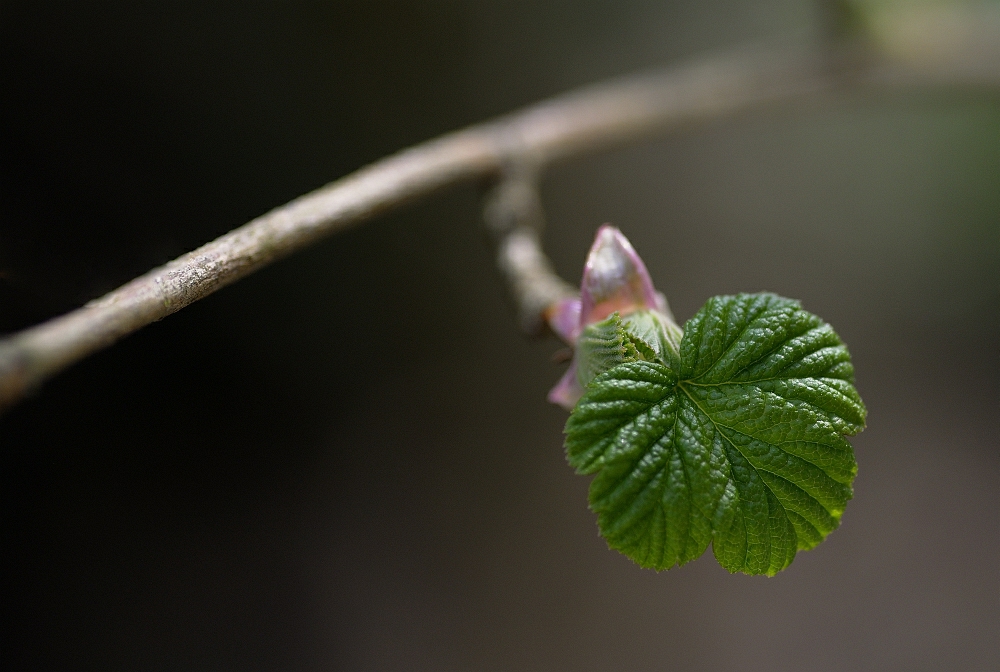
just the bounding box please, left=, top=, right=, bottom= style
left=574, top=313, right=645, bottom=390
left=564, top=293, right=866, bottom=576
left=621, top=309, right=682, bottom=371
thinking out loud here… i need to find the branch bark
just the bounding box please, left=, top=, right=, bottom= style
left=1, top=39, right=998, bottom=412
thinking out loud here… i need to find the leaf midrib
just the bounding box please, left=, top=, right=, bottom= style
left=677, top=380, right=808, bottom=569
left=688, top=298, right=774, bottom=383
left=678, top=379, right=842, bottom=515
left=689, top=319, right=825, bottom=384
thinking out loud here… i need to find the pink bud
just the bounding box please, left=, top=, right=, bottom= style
left=547, top=225, right=669, bottom=409
left=545, top=296, right=582, bottom=344
left=580, top=225, right=666, bottom=328
left=547, top=360, right=582, bottom=408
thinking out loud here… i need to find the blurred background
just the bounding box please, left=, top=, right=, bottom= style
left=1, top=1, right=998, bottom=670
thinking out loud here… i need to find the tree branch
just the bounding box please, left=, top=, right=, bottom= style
left=1, top=37, right=998, bottom=412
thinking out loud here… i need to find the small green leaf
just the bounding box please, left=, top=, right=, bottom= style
left=621, top=309, right=682, bottom=371
left=574, top=313, right=644, bottom=389
left=564, top=293, right=866, bottom=576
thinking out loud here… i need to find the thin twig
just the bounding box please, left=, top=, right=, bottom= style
left=1, top=40, right=998, bottom=412
left=483, top=164, right=578, bottom=335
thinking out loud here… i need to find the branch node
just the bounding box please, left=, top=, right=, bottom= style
left=483, top=166, right=577, bottom=336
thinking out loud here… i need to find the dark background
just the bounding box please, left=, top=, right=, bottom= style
left=2, top=1, right=998, bottom=670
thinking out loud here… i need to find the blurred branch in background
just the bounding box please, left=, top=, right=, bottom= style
left=483, top=165, right=578, bottom=336
left=1, top=0, right=999, bottom=413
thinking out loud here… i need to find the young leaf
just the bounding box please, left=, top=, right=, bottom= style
left=564, top=293, right=866, bottom=576
left=574, top=313, right=644, bottom=389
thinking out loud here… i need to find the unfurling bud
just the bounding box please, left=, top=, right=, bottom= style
left=547, top=225, right=679, bottom=409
